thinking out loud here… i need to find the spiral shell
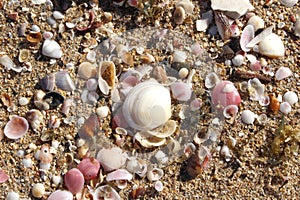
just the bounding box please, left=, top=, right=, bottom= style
left=122, top=80, right=171, bottom=131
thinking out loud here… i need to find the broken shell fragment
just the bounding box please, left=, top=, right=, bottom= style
left=279, top=0, right=298, bottom=7
left=77, top=158, right=100, bottom=180
left=42, top=37, right=63, bottom=59
left=106, top=169, right=133, bottom=182
left=240, top=25, right=254, bottom=52
left=170, top=82, right=192, bottom=101
left=0, top=169, right=9, bottom=183
left=205, top=72, right=220, bottom=89
left=173, top=6, right=186, bottom=25
left=78, top=62, right=97, bottom=80
left=241, top=110, right=256, bottom=124
left=283, top=91, right=298, bottom=105
left=26, top=109, right=43, bottom=130
left=154, top=181, right=164, bottom=192
left=223, top=105, right=239, bottom=118
left=26, top=31, right=42, bottom=45
left=4, top=116, right=29, bottom=139
left=98, top=61, right=116, bottom=95
left=96, top=147, right=127, bottom=172
left=294, top=19, right=300, bottom=37
left=64, top=168, right=84, bottom=194
left=247, top=15, right=264, bottom=31
left=147, top=168, right=164, bottom=181
left=280, top=102, right=292, bottom=115
left=55, top=71, right=75, bottom=91
left=134, top=131, right=166, bottom=148
left=258, top=33, right=285, bottom=58
left=40, top=74, right=55, bottom=91
left=122, top=80, right=171, bottom=131
left=47, top=190, right=73, bottom=200
left=0, top=54, right=22, bottom=72
left=31, top=183, right=45, bottom=198
left=93, top=185, right=121, bottom=200
left=211, top=0, right=254, bottom=19
left=275, top=67, right=292, bottom=80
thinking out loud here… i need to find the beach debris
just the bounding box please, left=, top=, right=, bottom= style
left=64, top=168, right=85, bottom=194
left=241, top=110, right=256, bottom=124
left=31, top=183, right=45, bottom=198
left=247, top=15, right=265, bottom=31
left=6, top=191, right=19, bottom=200
left=211, top=0, right=254, bottom=19
left=0, top=93, right=15, bottom=112
left=279, top=0, right=298, bottom=7
left=26, top=109, right=43, bottom=131
left=42, top=32, right=63, bottom=59
left=275, top=67, right=292, bottom=80
left=4, top=116, right=29, bottom=139
left=173, top=0, right=194, bottom=25
left=0, top=54, right=23, bottom=72
left=0, top=169, right=9, bottom=183
left=77, top=158, right=100, bottom=180
left=126, top=157, right=147, bottom=177
left=98, top=61, right=117, bottom=95
left=47, top=190, right=73, bottom=200
left=35, top=144, right=53, bottom=170
left=283, top=91, right=298, bottom=105
left=258, top=33, right=285, bottom=58
left=93, top=185, right=121, bottom=200
left=96, top=147, right=128, bottom=172
left=211, top=81, right=241, bottom=110
left=26, top=31, right=42, bottom=45
left=147, top=168, right=164, bottom=181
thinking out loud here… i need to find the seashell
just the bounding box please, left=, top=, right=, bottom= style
left=40, top=74, right=55, bottom=91
left=173, top=6, right=186, bottom=25
left=46, top=17, right=56, bottom=26
left=120, top=51, right=134, bottom=66
left=257, top=114, right=268, bottom=125
left=143, top=119, right=177, bottom=139
left=196, top=19, right=210, bottom=32
left=18, top=23, right=27, bottom=36
left=186, top=146, right=212, bottom=177
left=53, top=11, right=64, bottom=20
left=269, top=94, right=280, bottom=114
left=61, top=98, right=73, bottom=115
left=106, top=169, right=133, bottom=182
left=283, top=91, right=298, bottom=105
left=280, top=102, right=292, bottom=115
left=170, top=82, right=192, bottom=101
left=64, top=168, right=84, bottom=194
left=246, top=25, right=273, bottom=49
left=241, top=110, right=256, bottom=124
left=190, top=98, right=202, bottom=111
left=96, top=106, right=109, bottom=118
left=294, top=18, right=300, bottom=37
left=154, top=181, right=164, bottom=192
left=178, top=67, right=189, bottom=79
left=176, top=0, right=194, bottom=14
left=232, top=54, right=244, bottom=66
left=248, top=78, right=265, bottom=101
left=0, top=169, right=9, bottom=183
left=205, top=72, right=220, bottom=89
left=77, top=158, right=100, bottom=180
left=52, top=175, right=63, bottom=186
left=212, top=81, right=241, bottom=110
left=0, top=93, right=14, bottom=109
left=31, top=25, right=41, bottom=32
left=223, top=105, right=239, bottom=118
left=126, top=157, right=147, bottom=177
left=86, top=50, right=96, bottom=63
left=152, top=66, right=168, bottom=83
left=18, top=49, right=31, bottom=63
left=78, top=62, right=97, bottom=80
left=147, top=168, right=164, bottom=181
left=47, top=190, right=73, bottom=200
left=96, top=147, right=127, bottom=172
left=134, top=131, right=166, bottom=148
left=247, top=16, right=264, bottom=31
left=6, top=191, right=19, bottom=200
left=258, top=33, right=285, bottom=58
left=240, top=25, right=254, bottom=52
left=183, top=143, right=196, bottom=157
left=122, top=81, right=171, bottom=131
left=229, top=24, right=240, bottom=37
left=220, top=145, right=232, bottom=161
left=173, top=50, right=187, bottom=63
left=214, top=11, right=235, bottom=40
left=26, top=31, right=42, bottom=45
left=26, top=109, right=43, bottom=130
left=42, top=38, right=63, bottom=58
left=43, top=91, right=64, bottom=110
left=35, top=144, right=53, bottom=165
left=140, top=53, right=155, bottom=64
left=98, top=61, right=116, bottom=95
left=4, top=116, right=29, bottom=139
left=32, top=183, right=45, bottom=198
left=259, top=95, right=270, bottom=106
left=0, top=54, right=22, bottom=72
left=93, top=185, right=121, bottom=200
left=49, top=115, right=61, bottom=129
left=211, top=0, right=254, bottom=19
left=22, top=156, right=32, bottom=168
left=279, top=0, right=298, bottom=7
left=78, top=114, right=100, bottom=141
left=55, top=71, right=75, bottom=91
left=275, top=67, right=292, bottom=80
left=246, top=54, right=261, bottom=71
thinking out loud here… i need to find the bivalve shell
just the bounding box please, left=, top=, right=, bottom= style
left=64, top=168, right=84, bottom=194
left=174, top=6, right=186, bottom=25
left=241, top=110, right=256, bottom=124
left=275, top=67, right=292, bottom=80
left=96, top=147, right=127, bottom=172
left=42, top=38, right=63, bottom=59
left=98, top=61, right=116, bottom=95
left=280, top=102, right=292, bottom=115
left=247, top=16, right=264, bottom=31
left=78, top=62, right=97, bottom=80
left=4, top=116, right=29, bottom=139
left=6, top=191, right=19, bottom=200
left=47, top=190, right=73, bottom=200
left=283, top=91, right=298, bottom=105
left=77, top=158, right=100, bottom=180
left=147, top=168, right=164, bottom=181
left=279, top=0, right=298, bottom=7
left=26, top=31, right=42, bottom=45
left=31, top=183, right=45, bottom=198
left=258, top=33, right=285, bottom=58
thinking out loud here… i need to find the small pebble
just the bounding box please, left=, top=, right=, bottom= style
left=18, top=97, right=29, bottom=106
left=96, top=106, right=109, bottom=118
left=53, top=11, right=64, bottom=20
left=241, top=110, right=256, bottom=124
left=32, top=183, right=45, bottom=198
left=6, top=191, right=19, bottom=200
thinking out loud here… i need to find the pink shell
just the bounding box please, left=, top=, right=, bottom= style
left=64, top=168, right=84, bottom=194
left=240, top=25, right=254, bottom=52
left=275, top=67, right=292, bottom=80
left=47, top=190, right=73, bottom=200
left=170, top=82, right=192, bottom=101
left=0, top=169, right=9, bottom=183
left=106, top=169, right=133, bottom=182
left=4, top=116, right=29, bottom=139
left=212, top=81, right=241, bottom=110
left=77, top=158, right=100, bottom=180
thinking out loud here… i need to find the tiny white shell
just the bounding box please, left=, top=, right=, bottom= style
left=6, top=191, right=19, bottom=200
left=31, top=183, right=45, bottom=198
left=178, top=68, right=189, bottom=79
left=220, top=145, right=231, bottom=161
left=241, top=110, right=256, bottom=124
left=196, top=19, right=209, bottom=32
left=173, top=50, right=187, bottom=63
left=258, top=33, right=285, bottom=58
left=205, top=72, right=220, bottom=89
left=42, top=39, right=63, bottom=59
left=247, top=16, right=264, bottom=31
left=283, top=91, right=298, bottom=105
left=154, top=181, right=164, bottom=192
left=147, top=168, right=164, bottom=181
left=96, top=106, right=109, bottom=118
left=0, top=55, right=22, bottom=72
left=275, top=67, right=292, bottom=80
left=232, top=54, right=244, bottom=66
left=280, top=102, right=292, bottom=115
left=53, top=11, right=64, bottom=20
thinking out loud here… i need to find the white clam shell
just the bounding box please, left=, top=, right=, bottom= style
left=241, top=110, right=256, bottom=124
left=232, top=54, right=244, bottom=66
left=240, top=25, right=254, bottom=52
left=122, top=81, right=171, bottom=131
left=4, top=116, right=29, bottom=139
left=283, top=91, right=298, bottom=105
left=275, top=67, right=292, bottom=80
left=279, top=0, right=298, bottom=7
left=42, top=39, right=63, bottom=58
left=47, top=190, right=73, bottom=200
left=0, top=54, right=22, bottom=72
left=52, top=11, right=64, bottom=20
left=6, top=191, right=20, bottom=200
left=258, top=33, right=285, bottom=58
left=280, top=102, right=292, bottom=114
left=173, top=50, right=187, bottom=63
left=247, top=15, right=264, bottom=31
left=246, top=25, right=273, bottom=49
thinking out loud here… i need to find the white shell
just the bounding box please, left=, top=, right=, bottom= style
left=6, top=191, right=20, bottom=200
left=279, top=0, right=298, bottom=7
left=280, top=102, right=292, bottom=114
left=241, top=110, right=256, bottom=124
left=98, top=61, right=116, bottom=95
left=0, top=54, right=22, bottom=72
left=258, top=33, right=285, bottom=58
left=147, top=168, right=164, bottom=181
left=205, top=72, right=220, bottom=89
left=154, top=181, right=164, bottom=192
left=283, top=91, right=298, bottom=105
left=247, top=16, right=264, bottom=31
left=173, top=50, right=187, bottom=63
left=122, top=81, right=171, bottom=131
left=196, top=19, right=209, bottom=32
left=53, top=11, right=64, bottom=20
left=42, top=39, right=63, bottom=58
left=223, top=105, right=239, bottom=118
left=31, top=183, right=45, bottom=198
left=176, top=0, right=194, bottom=14
left=232, top=54, right=244, bottom=66
left=275, top=67, right=292, bottom=80
left=246, top=25, right=274, bottom=49
left=96, top=106, right=109, bottom=118
left=240, top=25, right=254, bottom=52
left=211, top=0, right=254, bottom=19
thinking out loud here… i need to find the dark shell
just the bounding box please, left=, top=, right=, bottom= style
left=43, top=92, right=64, bottom=109
left=40, top=74, right=55, bottom=91
left=78, top=114, right=100, bottom=142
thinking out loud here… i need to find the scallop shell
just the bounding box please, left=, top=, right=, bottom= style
left=258, top=33, right=285, bottom=58
left=279, top=0, right=298, bottom=7
left=98, top=61, right=116, bottom=95
left=122, top=80, right=171, bottom=131
left=4, top=116, right=29, bottom=139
